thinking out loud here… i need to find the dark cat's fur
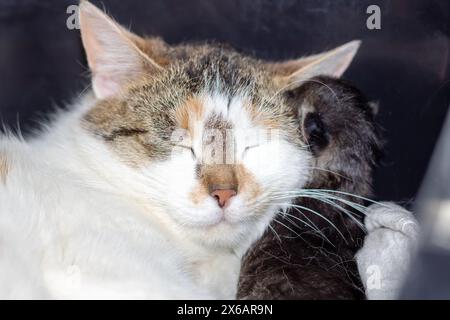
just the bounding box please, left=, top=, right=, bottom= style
left=238, top=76, right=383, bottom=299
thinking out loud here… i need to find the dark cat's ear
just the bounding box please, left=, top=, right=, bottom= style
left=269, top=41, right=361, bottom=90
left=79, top=1, right=163, bottom=99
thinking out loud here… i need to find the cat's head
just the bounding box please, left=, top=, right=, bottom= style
left=77, top=1, right=360, bottom=248
left=284, top=76, right=383, bottom=196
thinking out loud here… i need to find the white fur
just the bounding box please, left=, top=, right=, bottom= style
left=356, top=202, right=420, bottom=300
left=0, top=91, right=311, bottom=299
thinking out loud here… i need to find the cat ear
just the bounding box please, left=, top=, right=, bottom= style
left=79, top=1, right=162, bottom=99
left=270, top=40, right=361, bottom=90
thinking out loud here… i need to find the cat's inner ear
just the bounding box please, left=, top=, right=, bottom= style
left=79, top=1, right=163, bottom=99
left=269, top=40, right=361, bottom=90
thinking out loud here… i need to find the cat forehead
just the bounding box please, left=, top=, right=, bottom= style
left=173, top=90, right=286, bottom=136
left=182, top=92, right=252, bottom=127
left=153, top=44, right=271, bottom=96
left=125, top=49, right=285, bottom=130
left=82, top=45, right=298, bottom=167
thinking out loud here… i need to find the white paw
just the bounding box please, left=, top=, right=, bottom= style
left=356, top=202, right=420, bottom=300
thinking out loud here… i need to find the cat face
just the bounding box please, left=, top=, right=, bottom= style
left=78, top=1, right=360, bottom=248
left=83, top=48, right=310, bottom=247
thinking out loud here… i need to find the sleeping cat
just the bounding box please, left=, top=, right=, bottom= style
left=0, top=1, right=363, bottom=299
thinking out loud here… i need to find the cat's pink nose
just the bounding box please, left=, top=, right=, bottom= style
left=211, top=189, right=237, bottom=208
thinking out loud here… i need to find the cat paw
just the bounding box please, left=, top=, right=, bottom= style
left=355, top=202, right=420, bottom=300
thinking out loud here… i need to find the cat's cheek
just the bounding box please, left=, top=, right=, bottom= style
left=243, top=141, right=310, bottom=191
left=242, top=143, right=279, bottom=179
left=273, top=142, right=312, bottom=192
left=156, top=152, right=197, bottom=197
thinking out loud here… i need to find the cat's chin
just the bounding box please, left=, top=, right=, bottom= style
left=176, top=210, right=273, bottom=250
left=168, top=199, right=276, bottom=249
left=183, top=220, right=256, bottom=249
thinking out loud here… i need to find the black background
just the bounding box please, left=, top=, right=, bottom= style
left=0, top=0, right=449, bottom=203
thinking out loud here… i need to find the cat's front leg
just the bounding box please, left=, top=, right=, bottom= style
left=356, top=202, right=420, bottom=300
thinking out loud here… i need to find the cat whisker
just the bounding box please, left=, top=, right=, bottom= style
left=271, top=218, right=304, bottom=239
left=268, top=224, right=282, bottom=242
left=271, top=190, right=366, bottom=231
left=302, top=192, right=367, bottom=214
left=271, top=190, right=369, bottom=213
left=282, top=214, right=334, bottom=247
left=280, top=210, right=334, bottom=246
left=277, top=188, right=384, bottom=206
left=275, top=202, right=348, bottom=244
left=298, top=194, right=365, bottom=230
left=304, top=166, right=352, bottom=181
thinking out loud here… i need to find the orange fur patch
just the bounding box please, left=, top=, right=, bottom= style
left=245, top=102, right=280, bottom=130
left=200, top=165, right=237, bottom=192
left=175, top=97, right=204, bottom=136
left=236, top=164, right=261, bottom=200
left=0, top=153, right=9, bottom=183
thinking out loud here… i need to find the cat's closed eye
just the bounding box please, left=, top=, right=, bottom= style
left=174, top=144, right=196, bottom=159
left=243, top=144, right=259, bottom=157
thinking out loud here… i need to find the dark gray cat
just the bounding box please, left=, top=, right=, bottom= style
left=238, top=76, right=383, bottom=299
